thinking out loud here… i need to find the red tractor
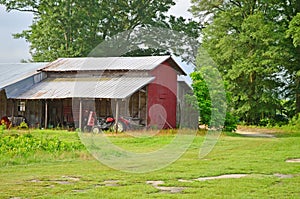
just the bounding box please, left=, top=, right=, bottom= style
left=83, top=111, right=127, bottom=133
left=82, top=111, right=144, bottom=133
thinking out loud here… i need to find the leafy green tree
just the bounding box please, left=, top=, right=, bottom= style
left=190, top=0, right=300, bottom=124
left=286, top=11, right=300, bottom=114
left=190, top=46, right=237, bottom=131
left=190, top=71, right=211, bottom=126
left=190, top=67, right=237, bottom=131
left=287, top=13, right=300, bottom=47
left=1, top=0, right=201, bottom=62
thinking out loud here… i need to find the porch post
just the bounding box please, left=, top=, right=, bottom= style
left=45, top=100, right=48, bottom=129
left=124, top=98, right=128, bottom=116
left=138, top=90, right=141, bottom=118
left=39, top=100, right=42, bottom=128
left=3, top=94, right=7, bottom=116
left=145, top=87, right=148, bottom=127
left=11, top=100, right=14, bottom=125
left=79, top=99, right=82, bottom=130
left=115, top=99, right=119, bottom=133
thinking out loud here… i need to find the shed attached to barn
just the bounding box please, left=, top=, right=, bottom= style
left=0, top=62, right=47, bottom=126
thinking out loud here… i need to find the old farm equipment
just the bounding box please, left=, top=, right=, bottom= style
left=83, top=111, right=126, bottom=133
left=83, top=111, right=144, bottom=133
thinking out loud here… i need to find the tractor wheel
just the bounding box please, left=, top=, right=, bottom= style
left=112, top=122, right=125, bottom=132
left=83, top=126, right=90, bottom=133
left=92, top=126, right=101, bottom=134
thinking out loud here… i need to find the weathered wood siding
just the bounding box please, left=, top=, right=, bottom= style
left=0, top=90, right=7, bottom=118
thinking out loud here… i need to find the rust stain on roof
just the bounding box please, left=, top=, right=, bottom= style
left=40, top=56, right=186, bottom=75
left=34, top=91, right=48, bottom=98
left=16, top=77, right=155, bottom=100
left=43, top=58, right=69, bottom=70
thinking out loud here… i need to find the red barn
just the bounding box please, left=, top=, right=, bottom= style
left=148, top=60, right=179, bottom=128
left=0, top=56, right=190, bottom=130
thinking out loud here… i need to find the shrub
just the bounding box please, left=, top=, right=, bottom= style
left=19, top=121, right=29, bottom=129
left=0, top=124, right=4, bottom=134
left=288, top=113, right=300, bottom=128
left=259, top=118, right=269, bottom=126
left=0, top=133, right=84, bottom=157
left=259, top=115, right=289, bottom=127
left=223, top=112, right=238, bottom=132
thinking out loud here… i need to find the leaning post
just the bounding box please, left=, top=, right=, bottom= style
left=115, top=99, right=119, bottom=133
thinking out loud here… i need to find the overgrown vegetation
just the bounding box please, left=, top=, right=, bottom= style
left=18, top=121, right=29, bottom=129
left=242, top=113, right=300, bottom=133
left=0, top=129, right=85, bottom=166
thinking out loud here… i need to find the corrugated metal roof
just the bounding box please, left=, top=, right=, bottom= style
left=16, top=77, right=155, bottom=99
left=41, top=56, right=186, bottom=75
left=0, top=63, right=48, bottom=89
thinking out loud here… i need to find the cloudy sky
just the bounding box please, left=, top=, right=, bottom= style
left=0, top=0, right=193, bottom=63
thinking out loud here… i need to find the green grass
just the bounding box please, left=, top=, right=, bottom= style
left=0, top=129, right=299, bottom=198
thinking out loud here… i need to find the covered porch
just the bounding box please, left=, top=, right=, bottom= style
left=10, top=76, right=153, bottom=130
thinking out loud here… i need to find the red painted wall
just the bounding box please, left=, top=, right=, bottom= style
left=147, top=61, right=177, bottom=129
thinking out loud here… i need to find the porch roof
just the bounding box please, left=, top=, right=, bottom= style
left=15, top=76, right=154, bottom=100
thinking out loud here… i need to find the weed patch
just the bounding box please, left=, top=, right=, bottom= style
left=0, top=130, right=85, bottom=166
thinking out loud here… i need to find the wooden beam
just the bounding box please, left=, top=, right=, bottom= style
left=145, top=87, right=148, bottom=127
left=45, top=100, right=48, bottom=129
left=115, top=99, right=119, bottom=133
left=79, top=99, right=82, bottom=130
left=11, top=100, right=14, bottom=124
left=138, top=90, right=141, bottom=118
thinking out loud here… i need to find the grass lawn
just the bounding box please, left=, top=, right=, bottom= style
left=0, top=129, right=299, bottom=198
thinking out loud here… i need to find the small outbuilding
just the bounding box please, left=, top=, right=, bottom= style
left=0, top=62, right=47, bottom=126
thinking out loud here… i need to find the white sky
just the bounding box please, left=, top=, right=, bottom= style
left=0, top=0, right=193, bottom=63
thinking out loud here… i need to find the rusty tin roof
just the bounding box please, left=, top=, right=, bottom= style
left=16, top=76, right=155, bottom=99
left=41, top=56, right=186, bottom=75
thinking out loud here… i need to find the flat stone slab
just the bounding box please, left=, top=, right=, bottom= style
left=146, top=181, right=185, bottom=193
left=53, top=180, right=72, bottom=184
left=274, top=173, right=294, bottom=179
left=72, top=189, right=87, bottom=193
left=195, top=174, right=247, bottom=181
left=179, top=173, right=297, bottom=183
left=29, top=176, right=81, bottom=183
left=179, top=174, right=247, bottom=183
left=286, top=158, right=300, bottom=163
left=103, top=180, right=120, bottom=187
left=29, top=179, right=43, bottom=183
left=146, top=180, right=164, bottom=187
left=28, top=179, right=72, bottom=184
left=178, top=179, right=194, bottom=183
left=62, top=176, right=80, bottom=181
left=158, top=186, right=185, bottom=193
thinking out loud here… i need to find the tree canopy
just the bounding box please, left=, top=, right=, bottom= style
left=1, top=0, right=201, bottom=62
left=287, top=13, right=300, bottom=48
left=191, top=0, right=300, bottom=125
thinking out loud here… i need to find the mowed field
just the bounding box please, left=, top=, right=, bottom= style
left=0, top=129, right=299, bottom=198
